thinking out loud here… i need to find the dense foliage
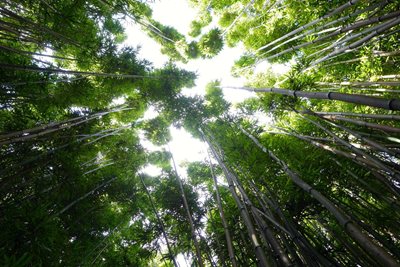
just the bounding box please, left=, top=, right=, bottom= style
left=1, top=0, right=400, bottom=266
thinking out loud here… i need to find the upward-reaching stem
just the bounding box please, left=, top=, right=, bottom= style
left=139, top=174, right=179, bottom=267
left=202, top=128, right=271, bottom=267
left=205, top=149, right=238, bottom=267
left=223, top=86, right=400, bottom=111
left=169, top=146, right=204, bottom=267
left=256, top=0, right=360, bottom=52
left=239, top=125, right=400, bottom=267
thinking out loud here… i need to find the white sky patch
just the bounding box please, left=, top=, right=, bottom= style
left=123, top=0, right=250, bottom=103
left=111, top=96, right=126, bottom=106
left=32, top=48, right=56, bottom=66
left=221, top=85, right=255, bottom=104
left=177, top=45, right=249, bottom=104
left=253, top=110, right=274, bottom=129
left=138, top=131, right=159, bottom=152
left=143, top=105, right=159, bottom=120
left=176, top=253, right=191, bottom=266
left=150, top=0, right=197, bottom=36
left=254, top=60, right=291, bottom=76
left=168, top=126, right=206, bottom=171
left=121, top=20, right=168, bottom=68
left=141, top=164, right=163, bottom=177
left=124, top=0, right=255, bottom=191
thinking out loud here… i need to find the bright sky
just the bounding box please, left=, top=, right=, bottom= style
left=122, top=0, right=256, bottom=102
left=123, top=3, right=243, bottom=265
left=122, top=0, right=257, bottom=177
left=122, top=2, right=285, bottom=265
left=124, top=0, right=289, bottom=181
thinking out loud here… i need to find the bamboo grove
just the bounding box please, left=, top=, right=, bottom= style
left=1, top=0, right=400, bottom=266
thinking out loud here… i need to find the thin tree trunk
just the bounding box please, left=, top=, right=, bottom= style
left=206, top=150, right=238, bottom=267
left=197, top=229, right=218, bottom=267
left=0, top=106, right=129, bottom=143
left=256, top=0, right=360, bottom=52
left=0, top=44, right=76, bottom=61
left=223, top=86, right=400, bottom=111
left=55, top=176, right=117, bottom=217
left=139, top=175, right=179, bottom=267
left=255, top=181, right=321, bottom=266
left=234, top=150, right=337, bottom=266
left=306, top=21, right=400, bottom=63
left=280, top=128, right=400, bottom=195
left=252, top=207, right=294, bottom=267
left=332, top=158, right=400, bottom=207
left=311, top=17, right=400, bottom=66
left=308, top=111, right=400, bottom=120
left=202, top=129, right=271, bottom=267
left=296, top=111, right=400, bottom=183
left=222, top=0, right=255, bottom=36
left=316, top=217, right=376, bottom=266
left=207, top=209, right=229, bottom=267
left=0, top=75, right=88, bottom=87
left=239, top=125, right=400, bottom=267
left=267, top=9, right=400, bottom=60
left=301, top=113, right=400, bottom=158
left=0, top=63, right=154, bottom=79
left=267, top=129, right=332, bottom=142
left=83, top=162, right=114, bottom=175
left=375, top=74, right=400, bottom=79
left=373, top=50, right=400, bottom=57
left=307, top=110, right=399, bottom=148
left=321, top=114, right=400, bottom=133
left=0, top=6, right=81, bottom=46
left=266, top=1, right=387, bottom=56
left=246, top=182, right=298, bottom=260
left=234, top=171, right=293, bottom=267
left=169, top=148, right=204, bottom=267
left=317, top=81, right=400, bottom=87
left=325, top=50, right=400, bottom=66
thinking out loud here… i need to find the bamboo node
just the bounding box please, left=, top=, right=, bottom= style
left=388, top=99, right=396, bottom=110
left=343, top=218, right=352, bottom=229
left=307, top=186, right=314, bottom=194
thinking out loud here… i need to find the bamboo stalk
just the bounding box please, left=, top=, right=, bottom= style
left=139, top=174, right=179, bottom=267
left=265, top=1, right=387, bottom=56
left=202, top=129, right=271, bottom=267
left=205, top=150, right=238, bottom=267
left=317, top=81, right=400, bottom=87
left=0, top=63, right=154, bottom=79
left=256, top=0, right=360, bottom=52
left=296, top=111, right=400, bottom=182
left=222, top=86, right=400, bottom=111
left=0, top=44, right=76, bottom=61
left=169, top=146, right=204, bottom=267
left=222, top=0, right=255, bottom=36
left=230, top=165, right=298, bottom=266
left=301, top=111, right=400, bottom=120
left=267, top=9, right=400, bottom=60
left=321, top=114, right=400, bottom=133
left=299, top=112, right=400, bottom=158
left=239, top=126, right=400, bottom=267
left=311, top=17, right=400, bottom=66
left=55, top=176, right=117, bottom=217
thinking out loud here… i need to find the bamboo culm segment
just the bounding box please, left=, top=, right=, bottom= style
left=225, top=86, right=400, bottom=111
left=239, top=126, right=400, bottom=267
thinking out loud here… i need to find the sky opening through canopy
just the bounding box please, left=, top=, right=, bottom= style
left=122, top=0, right=290, bottom=179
